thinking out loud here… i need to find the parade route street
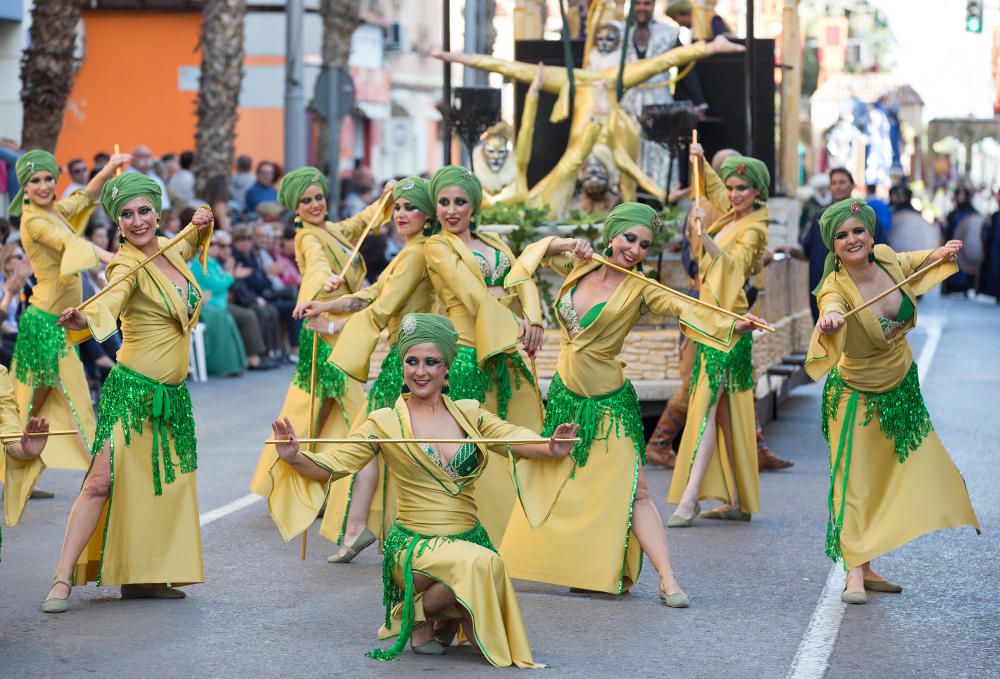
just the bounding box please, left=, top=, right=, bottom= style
left=1, top=291, right=996, bottom=678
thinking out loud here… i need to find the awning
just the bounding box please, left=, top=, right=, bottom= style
left=355, top=101, right=390, bottom=121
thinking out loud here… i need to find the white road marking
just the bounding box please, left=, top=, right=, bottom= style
left=199, top=493, right=262, bottom=527
left=786, top=314, right=943, bottom=679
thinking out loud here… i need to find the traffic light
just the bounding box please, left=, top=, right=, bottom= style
left=966, top=0, right=983, bottom=33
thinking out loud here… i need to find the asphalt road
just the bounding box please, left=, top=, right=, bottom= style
left=1, top=290, right=996, bottom=678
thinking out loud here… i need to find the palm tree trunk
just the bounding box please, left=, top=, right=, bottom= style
left=195, top=0, right=247, bottom=197
left=315, top=0, right=362, bottom=173
left=20, top=1, right=82, bottom=151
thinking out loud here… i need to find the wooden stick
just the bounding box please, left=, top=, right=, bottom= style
left=336, top=191, right=392, bottom=279
left=691, top=130, right=703, bottom=238
left=78, top=223, right=198, bottom=312
left=840, top=257, right=950, bottom=322
left=301, top=332, right=320, bottom=561
left=0, top=430, right=78, bottom=440
left=528, top=354, right=545, bottom=424
left=589, top=253, right=776, bottom=332
left=266, top=437, right=581, bottom=446
left=114, top=144, right=122, bottom=176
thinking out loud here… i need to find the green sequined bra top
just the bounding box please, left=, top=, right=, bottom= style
left=473, top=248, right=511, bottom=287
left=171, top=280, right=201, bottom=315
left=877, top=294, right=914, bottom=338
left=556, top=287, right=606, bottom=335
left=419, top=441, right=478, bottom=480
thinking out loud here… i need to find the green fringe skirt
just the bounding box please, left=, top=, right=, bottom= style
left=821, top=362, right=932, bottom=562
left=293, top=326, right=347, bottom=402
left=92, top=364, right=197, bottom=496
left=12, top=305, right=68, bottom=390
left=367, top=345, right=402, bottom=413
left=690, top=332, right=754, bottom=404
left=447, top=346, right=491, bottom=404
left=369, top=520, right=495, bottom=661
left=542, top=373, right=645, bottom=468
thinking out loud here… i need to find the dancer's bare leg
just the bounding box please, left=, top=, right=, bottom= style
left=337, top=458, right=379, bottom=556
left=713, top=390, right=742, bottom=510
left=631, top=466, right=682, bottom=594
left=46, top=442, right=111, bottom=600
left=674, top=382, right=726, bottom=518
left=409, top=573, right=459, bottom=646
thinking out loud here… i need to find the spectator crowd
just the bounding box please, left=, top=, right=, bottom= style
left=0, top=139, right=406, bottom=403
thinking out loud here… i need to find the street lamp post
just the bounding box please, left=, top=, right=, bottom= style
left=284, top=0, right=306, bottom=172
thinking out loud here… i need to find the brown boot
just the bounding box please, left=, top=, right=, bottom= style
left=756, top=425, right=793, bottom=471
left=646, top=405, right=685, bottom=469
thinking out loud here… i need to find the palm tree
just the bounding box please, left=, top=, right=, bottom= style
left=315, top=0, right=362, bottom=172
left=20, top=0, right=82, bottom=150
left=195, top=0, right=247, bottom=197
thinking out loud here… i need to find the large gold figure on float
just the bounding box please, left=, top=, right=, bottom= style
left=434, top=1, right=743, bottom=217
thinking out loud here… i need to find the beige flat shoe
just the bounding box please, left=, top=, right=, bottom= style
left=863, top=578, right=903, bottom=593
left=659, top=588, right=690, bottom=608
left=841, top=590, right=867, bottom=605
left=666, top=502, right=701, bottom=528
left=42, top=580, right=72, bottom=614
left=328, top=528, right=376, bottom=563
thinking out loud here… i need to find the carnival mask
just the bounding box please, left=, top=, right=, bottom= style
left=581, top=156, right=610, bottom=197
left=482, top=133, right=511, bottom=173
left=595, top=24, right=621, bottom=54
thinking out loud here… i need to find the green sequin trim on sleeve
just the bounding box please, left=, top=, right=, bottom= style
left=92, top=364, right=197, bottom=496
left=542, top=372, right=646, bottom=468
left=367, top=345, right=403, bottom=413
left=820, top=362, right=933, bottom=563
left=368, top=520, right=496, bottom=662
left=12, top=306, right=68, bottom=389
left=293, top=326, right=347, bottom=401
left=688, top=332, right=755, bottom=401
left=446, top=345, right=490, bottom=403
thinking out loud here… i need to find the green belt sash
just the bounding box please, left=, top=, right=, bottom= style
left=821, top=362, right=932, bottom=562
left=93, top=364, right=197, bottom=496
left=12, top=305, right=68, bottom=389
left=293, top=326, right=347, bottom=401
left=369, top=520, right=495, bottom=662
left=542, top=372, right=645, bottom=468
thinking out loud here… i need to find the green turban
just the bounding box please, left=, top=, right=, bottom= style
left=602, top=201, right=661, bottom=248
left=277, top=166, right=328, bottom=212
left=666, top=0, right=693, bottom=20
left=101, top=173, right=162, bottom=225
left=428, top=165, right=483, bottom=229
left=812, top=198, right=877, bottom=295
left=719, top=155, right=771, bottom=202
left=9, top=149, right=60, bottom=218
left=392, top=176, right=435, bottom=217
left=396, top=313, right=460, bottom=366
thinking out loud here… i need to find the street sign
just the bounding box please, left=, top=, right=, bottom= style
left=313, top=67, right=356, bottom=121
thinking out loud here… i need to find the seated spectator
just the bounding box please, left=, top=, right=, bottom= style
left=245, top=161, right=280, bottom=216
left=202, top=174, right=232, bottom=232
left=230, top=224, right=292, bottom=361
left=168, top=150, right=197, bottom=206
left=0, top=245, right=28, bottom=367
left=206, top=230, right=276, bottom=370
left=275, top=226, right=302, bottom=290
left=193, top=234, right=250, bottom=376
left=62, top=158, right=89, bottom=199
left=231, top=154, right=255, bottom=214
left=253, top=222, right=295, bottom=297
